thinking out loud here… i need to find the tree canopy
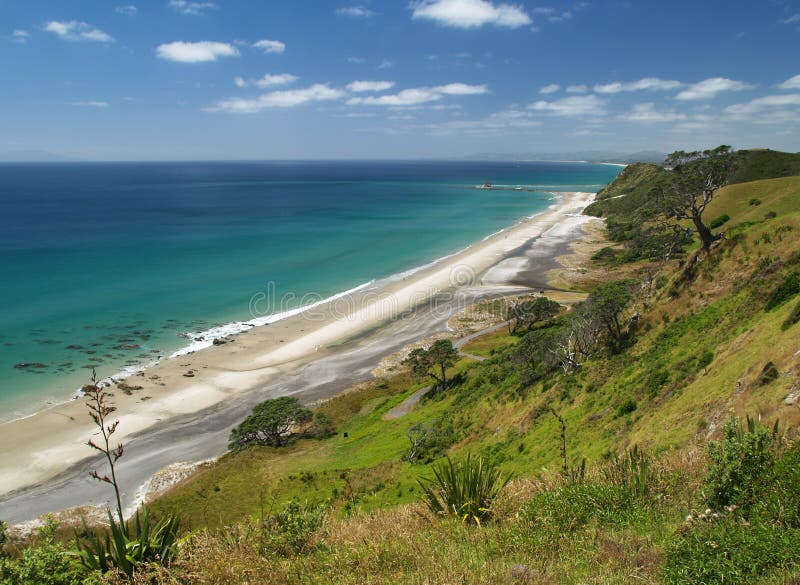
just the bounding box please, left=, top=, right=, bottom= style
left=402, top=339, right=459, bottom=391
left=506, top=296, right=562, bottom=333
left=229, top=396, right=313, bottom=449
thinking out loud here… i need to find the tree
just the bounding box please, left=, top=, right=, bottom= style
left=229, top=396, right=313, bottom=449
left=506, top=296, right=562, bottom=333
left=402, top=339, right=459, bottom=391
left=656, top=145, right=738, bottom=252
left=587, top=280, right=635, bottom=354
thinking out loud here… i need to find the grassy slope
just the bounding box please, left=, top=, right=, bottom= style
left=142, top=176, right=800, bottom=584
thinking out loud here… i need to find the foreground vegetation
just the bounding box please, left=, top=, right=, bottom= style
left=2, top=148, right=800, bottom=583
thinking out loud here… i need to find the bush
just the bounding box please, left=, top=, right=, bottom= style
left=419, top=455, right=511, bottom=524
left=749, top=198, right=762, bottom=206
left=709, top=213, right=730, bottom=229
left=0, top=518, right=86, bottom=585
left=704, top=416, right=778, bottom=511
left=616, top=398, right=637, bottom=418
left=75, top=505, right=180, bottom=579
left=765, top=270, right=800, bottom=311
left=782, top=299, right=800, bottom=330
left=229, top=396, right=313, bottom=449
left=258, top=500, right=326, bottom=556
left=664, top=519, right=799, bottom=585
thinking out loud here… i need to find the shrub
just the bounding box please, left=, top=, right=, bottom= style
left=749, top=198, right=762, bottom=206
left=0, top=518, right=86, bottom=585
left=704, top=416, right=778, bottom=511
left=782, top=299, right=800, bottom=330
left=419, top=454, right=511, bottom=525
left=75, top=505, right=180, bottom=579
left=601, top=446, right=652, bottom=498
left=765, top=271, right=800, bottom=311
left=258, top=500, right=326, bottom=556
left=709, top=213, right=730, bottom=229
left=616, top=398, right=637, bottom=418
left=229, top=396, right=313, bottom=449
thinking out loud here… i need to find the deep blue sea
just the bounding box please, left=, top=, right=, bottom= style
left=0, top=161, right=621, bottom=419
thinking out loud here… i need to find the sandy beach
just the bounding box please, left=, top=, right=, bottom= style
left=0, top=191, right=597, bottom=523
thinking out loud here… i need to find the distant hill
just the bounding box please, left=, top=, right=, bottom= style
left=732, top=149, right=800, bottom=183
left=463, top=150, right=666, bottom=164
left=0, top=150, right=80, bottom=163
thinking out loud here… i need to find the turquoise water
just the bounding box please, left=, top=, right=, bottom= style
left=0, top=161, right=620, bottom=419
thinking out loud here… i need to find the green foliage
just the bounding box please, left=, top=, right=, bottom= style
left=664, top=519, right=799, bottom=585
left=0, top=518, right=86, bottom=585
left=0, top=521, right=6, bottom=558
left=418, top=454, right=511, bottom=525
left=765, top=270, right=800, bottom=311
left=258, top=500, right=326, bottom=557
left=730, top=149, right=800, bottom=184
left=709, top=213, right=731, bottom=229
left=588, top=280, right=635, bottom=354
left=405, top=417, right=461, bottom=464
left=229, top=396, right=313, bottom=449
left=704, top=416, right=779, bottom=511
left=601, top=446, right=652, bottom=498
left=749, top=197, right=762, bottom=206
left=506, top=296, right=562, bottom=333
left=402, top=339, right=459, bottom=391
left=781, top=299, right=800, bottom=330
left=616, top=398, right=637, bottom=418
left=310, top=412, right=336, bottom=439
left=75, top=505, right=180, bottom=579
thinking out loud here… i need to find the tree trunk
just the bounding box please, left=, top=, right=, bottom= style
left=440, top=363, right=447, bottom=389
left=693, top=213, right=715, bottom=251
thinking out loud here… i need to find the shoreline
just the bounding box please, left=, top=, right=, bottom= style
left=0, top=191, right=596, bottom=523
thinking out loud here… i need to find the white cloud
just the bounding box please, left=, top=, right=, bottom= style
left=566, top=84, right=588, bottom=93
left=724, top=94, right=800, bottom=117
left=336, top=6, right=376, bottom=18
left=424, top=108, right=541, bottom=135
left=235, top=73, right=299, bottom=89
left=528, top=95, right=606, bottom=117
left=411, top=0, right=532, bottom=29
left=347, top=56, right=366, bottom=64
left=593, top=77, right=682, bottom=94
left=539, top=83, right=560, bottom=94
left=72, top=100, right=109, bottom=108
left=347, top=83, right=488, bottom=106
left=206, top=84, right=345, bottom=113
left=156, top=41, right=239, bottom=63
left=44, top=21, right=114, bottom=43
left=783, top=14, right=800, bottom=24
left=253, top=39, right=285, bottom=54
left=777, top=74, right=800, bottom=90
left=234, top=76, right=247, bottom=88
left=377, top=59, right=393, bottom=69
left=115, top=5, right=137, bottom=16
left=618, top=103, right=686, bottom=123
left=347, top=80, right=396, bottom=92
left=169, top=0, right=217, bottom=16
left=675, top=77, right=753, bottom=100
left=11, top=29, right=29, bottom=43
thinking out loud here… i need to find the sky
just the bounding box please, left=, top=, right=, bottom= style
left=1, top=0, right=799, bottom=160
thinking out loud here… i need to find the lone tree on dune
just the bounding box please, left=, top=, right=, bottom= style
left=656, top=145, right=738, bottom=252
left=229, top=396, right=313, bottom=449
left=403, top=339, right=459, bottom=392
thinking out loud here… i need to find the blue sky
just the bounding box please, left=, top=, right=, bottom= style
left=1, top=0, right=799, bottom=160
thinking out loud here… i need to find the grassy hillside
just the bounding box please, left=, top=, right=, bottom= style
left=3, top=173, right=800, bottom=584
left=732, top=149, right=800, bottom=184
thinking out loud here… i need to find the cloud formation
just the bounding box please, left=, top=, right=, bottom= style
left=169, top=0, right=217, bottom=16
left=411, top=0, right=532, bottom=29
left=777, top=74, right=800, bottom=90
left=236, top=73, right=298, bottom=88
left=44, top=21, right=114, bottom=43
left=538, top=84, right=560, bottom=94
left=675, top=77, right=752, bottom=100
left=11, top=29, right=29, bottom=43
left=528, top=95, right=606, bottom=117
left=618, top=103, right=686, bottom=123
left=566, top=84, right=587, bottom=93
left=347, top=80, right=396, bottom=92
left=336, top=6, right=376, bottom=18
left=253, top=39, right=286, bottom=54
left=724, top=94, right=800, bottom=117
left=156, top=41, right=239, bottom=63
left=115, top=5, right=138, bottom=16
left=594, top=77, right=682, bottom=94
left=72, top=101, right=110, bottom=108
left=207, top=84, right=345, bottom=113
left=347, top=83, right=488, bottom=106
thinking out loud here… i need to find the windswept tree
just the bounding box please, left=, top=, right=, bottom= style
left=656, top=145, right=738, bottom=252
left=587, top=279, right=636, bottom=354
left=506, top=296, right=562, bottom=333
left=229, top=396, right=313, bottom=449
left=402, top=339, right=459, bottom=392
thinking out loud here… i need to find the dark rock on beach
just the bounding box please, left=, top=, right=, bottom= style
left=14, top=362, right=47, bottom=369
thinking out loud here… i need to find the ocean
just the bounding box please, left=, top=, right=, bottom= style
left=0, top=161, right=620, bottom=420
